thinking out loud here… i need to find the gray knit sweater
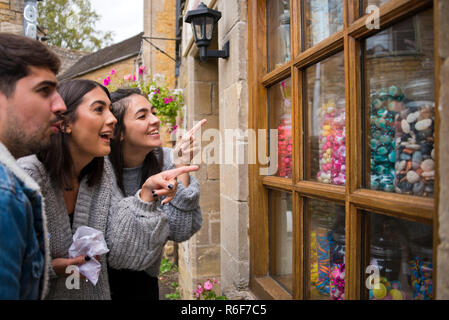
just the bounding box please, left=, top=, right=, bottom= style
left=119, top=147, right=202, bottom=276
left=17, top=155, right=170, bottom=300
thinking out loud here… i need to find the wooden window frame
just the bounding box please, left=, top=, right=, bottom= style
left=248, top=0, right=441, bottom=300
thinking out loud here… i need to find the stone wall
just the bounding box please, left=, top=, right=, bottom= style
left=0, top=0, right=23, bottom=34
left=176, top=51, right=222, bottom=299
left=217, top=0, right=252, bottom=299
left=143, top=0, right=177, bottom=89
left=437, top=0, right=449, bottom=300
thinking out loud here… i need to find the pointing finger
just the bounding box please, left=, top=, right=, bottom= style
left=163, top=165, right=199, bottom=180
left=187, top=119, right=207, bottom=136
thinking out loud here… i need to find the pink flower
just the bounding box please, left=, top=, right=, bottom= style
left=133, top=75, right=137, bottom=82
left=138, top=65, right=146, bottom=75
left=103, top=76, right=111, bottom=86
left=110, top=69, right=116, bottom=75
left=204, top=280, right=213, bottom=290
left=124, top=74, right=133, bottom=81
left=196, top=284, right=203, bottom=296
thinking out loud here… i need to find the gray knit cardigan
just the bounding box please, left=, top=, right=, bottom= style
left=17, top=155, right=170, bottom=300
left=119, top=147, right=202, bottom=277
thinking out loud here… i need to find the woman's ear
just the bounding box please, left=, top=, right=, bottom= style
left=62, top=122, right=72, bottom=134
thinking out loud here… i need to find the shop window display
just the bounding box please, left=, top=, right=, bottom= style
left=307, top=199, right=345, bottom=300
left=305, top=52, right=346, bottom=185
left=365, top=212, right=433, bottom=300
left=303, top=0, right=343, bottom=50
left=364, top=9, right=434, bottom=197
left=269, top=78, right=292, bottom=179
left=269, top=190, right=293, bottom=294
left=267, top=0, right=291, bottom=71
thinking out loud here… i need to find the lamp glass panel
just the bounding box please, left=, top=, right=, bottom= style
left=205, top=16, right=215, bottom=40
left=193, top=16, right=204, bottom=40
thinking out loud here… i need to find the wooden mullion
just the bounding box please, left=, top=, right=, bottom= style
left=263, top=176, right=294, bottom=192
left=347, top=0, right=433, bottom=40
left=248, top=0, right=269, bottom=288
left=295, top=192, right=304, bottom=299
left=345, top=203, right=362, bottom=299
left=295, top=181, right=346, bottom=203
left=293, top=67, right=302, bottom=184
left=293, top=31, right=345, bottom=70
left=290, top=0, right=301, bottom=61
left=262, top=61, right=293, bottom=87
left=433, top=0, right=441, bottom=298
left=349, top=189, right=434, bottom=223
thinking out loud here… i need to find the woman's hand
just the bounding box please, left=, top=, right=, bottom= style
left=52, top=255, right=89, bottom=278
left=173, top=119, right=207, bottom=167
left=140, top=165, right=199, bottom=203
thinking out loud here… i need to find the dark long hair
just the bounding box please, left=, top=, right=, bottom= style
left=36, top=79, right=111, bottom=190
left=109, top=88, right=163, bottom=195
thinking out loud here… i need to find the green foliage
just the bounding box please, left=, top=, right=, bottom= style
left=165, top=281, right=181, bottom=300
left=37, top=0, right=114, bottom=51
left=159, top=257, right=178, bottom=275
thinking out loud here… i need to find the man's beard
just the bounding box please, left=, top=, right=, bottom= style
left=4, top=114, right=52, bottom=158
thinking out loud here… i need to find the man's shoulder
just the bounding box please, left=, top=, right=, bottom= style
left=0, top=162, right=27, bottom=205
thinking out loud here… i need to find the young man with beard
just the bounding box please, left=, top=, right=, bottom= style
left=0, top=33, right=67, bottom=299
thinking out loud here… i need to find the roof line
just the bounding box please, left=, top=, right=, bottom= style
left=60, top=52, right=140, bottom=80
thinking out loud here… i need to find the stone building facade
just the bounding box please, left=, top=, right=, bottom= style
left=0, top=0, right=23, bottom=34
left=143, top=0, right=177, bottom=89
left=172, top=0, right=252, bottom=299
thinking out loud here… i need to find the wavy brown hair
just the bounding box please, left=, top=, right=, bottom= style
left=37, top=79, right=111, bottom=190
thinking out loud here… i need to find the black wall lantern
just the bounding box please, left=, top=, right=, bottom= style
left=185, top=2, right=229, bottom=62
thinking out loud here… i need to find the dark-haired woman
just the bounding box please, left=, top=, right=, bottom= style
left=17, top=80, right=197, bottom=299
left=107, top=88, right=204, bottom=300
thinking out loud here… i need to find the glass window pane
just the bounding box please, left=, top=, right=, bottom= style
left=267, top=0, right=291, bottom=71
left=304, top=0, right=343, bottom=50
left=269, top=78, right=292, bottom=179
left=305, top=52, right=346, bottom=185
left=269, top=190, right=293, bottom=294
left=364, top=9, right=435, bottom=197
left=365, top=212, right=433, bottom=300
left=363, top=0, right=391, bottom=11
left=307, top=199, right=345, bottom=300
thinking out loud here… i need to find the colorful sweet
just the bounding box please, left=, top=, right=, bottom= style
left=410, top=257, right=433, bottom=300
left=278, top=114, right=292, bottom=178
left=330, top=263, right=345, bottom=300
left=315, top=229, right=333, bottom=295
left=316, top=99, right=346, bottom=185
left=372, top=283, right=387, bottom=299
left=369, top=86, right=399, bottom=192
left=394, top=100, right=435, bottom=197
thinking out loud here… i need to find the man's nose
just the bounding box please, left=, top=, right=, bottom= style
left=52, top=92, right=67, bottom=114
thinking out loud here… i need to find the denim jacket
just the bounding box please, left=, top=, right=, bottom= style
left=0, top=142, right=49, bottom=299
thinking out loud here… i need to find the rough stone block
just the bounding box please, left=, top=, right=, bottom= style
left=199, top=180, right=220, bottom=212
left=220, top=195, right=249, bottom=260
left=196, top=245, right=221, bottom=277
left=194, top=82, right=212, bottom=115
left=218, top=21, right=248, bottom=90
left=210, top=220, right=221, bottom=244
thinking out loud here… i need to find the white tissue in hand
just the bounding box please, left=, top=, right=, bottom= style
left=68, top=226, right=109, bottom=286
